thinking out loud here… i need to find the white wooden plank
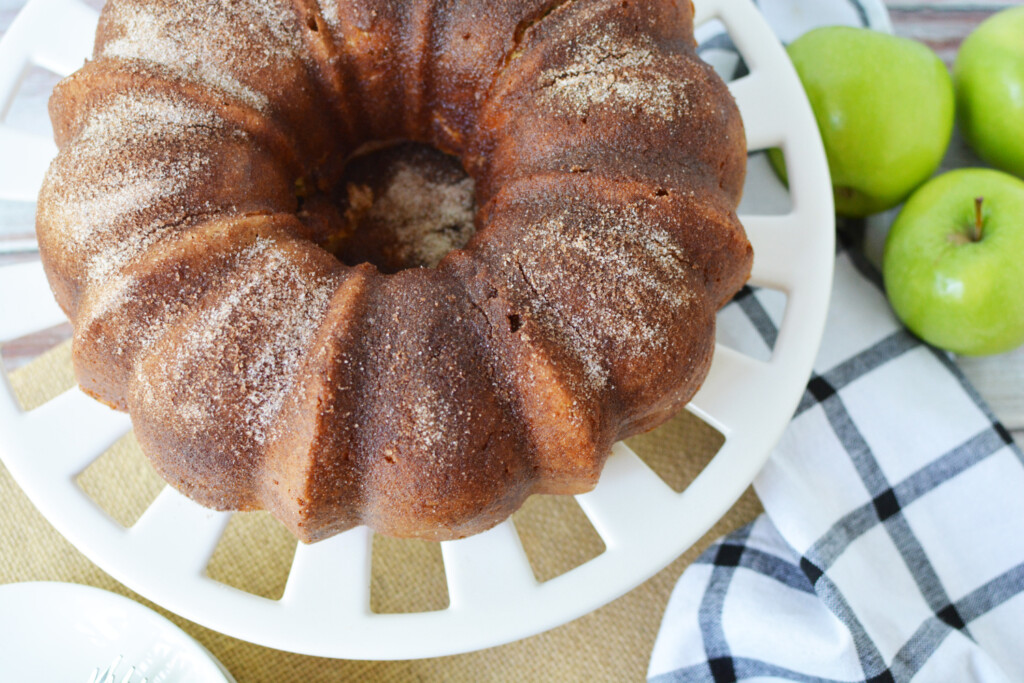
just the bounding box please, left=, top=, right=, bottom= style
left=957, top=346, right=1024, bottom=432
left=0, top=259, right=65, bottom=341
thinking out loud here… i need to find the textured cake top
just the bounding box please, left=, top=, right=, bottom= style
left=37, top=0, right=749, bottom=541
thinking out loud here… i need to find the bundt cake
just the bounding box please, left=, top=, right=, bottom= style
left=36, top=0, right=752, bottom=542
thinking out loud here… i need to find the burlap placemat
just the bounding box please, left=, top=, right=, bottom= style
left=1, top=340, right=761, bottom=682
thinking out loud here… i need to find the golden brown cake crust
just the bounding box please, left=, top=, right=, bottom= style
left=37, top=0, right=751, bottom=542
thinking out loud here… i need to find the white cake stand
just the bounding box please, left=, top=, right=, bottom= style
left=0, top=0, right=834, bottom=659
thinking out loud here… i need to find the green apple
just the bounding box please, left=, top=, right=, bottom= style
left=954, top=7, right=1024, bottom=179
left=883, top=168, right=1024, bottom=356
left=771, top=27, right=955, bottom=217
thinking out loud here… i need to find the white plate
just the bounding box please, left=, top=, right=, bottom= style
left=0, top=0, right=857, bottom=660
left=0, top=582, right=234, bottom=682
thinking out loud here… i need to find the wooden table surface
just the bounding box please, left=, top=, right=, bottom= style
left=1, top=0, right=1021, bottom=446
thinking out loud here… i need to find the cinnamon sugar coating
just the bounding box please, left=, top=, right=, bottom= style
left=37, top=0, right=751, bottom=542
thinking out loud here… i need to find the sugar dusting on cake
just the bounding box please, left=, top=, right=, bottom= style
left=101, top=0, right=306, bottom=111
left=149, top=238, right=336, bottom=445
left=408, top=384, right=453, bottom=456
left=40, top=92, right=224, bottom=286
left=505, top=199, right=695, bottom=391
left=539, top=31, right=691, bottom=120
left=315, top=0, right=341, bottom=31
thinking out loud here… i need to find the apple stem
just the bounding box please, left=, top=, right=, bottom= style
left=974, top=196, right=984, bottom=242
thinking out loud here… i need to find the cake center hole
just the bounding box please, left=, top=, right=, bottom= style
left=314, top=141, right=477, bottom=274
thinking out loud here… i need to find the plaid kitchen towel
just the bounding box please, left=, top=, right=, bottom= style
left=648, top=238, right=1024, bottom=682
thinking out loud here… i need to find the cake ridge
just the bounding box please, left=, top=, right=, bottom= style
left=94, top=0, right=348, bottom=175
left=71, top=214, right=309, bottom=409
left=443, top=0, right=577, bottom=155
left=285, top=0, right=363, bottom=149
left=128, top=227, right=345, bottom=511
left=467, top=168, right=729, bottom=436
left=405, top=0, right=437, bottom=138
left=97, top=0, right=302, bottom=112
left=52, top=58, right=309, bottom=178
left=39, top=83, right=297, bottom=318
left=257, top=263, right=373, bottom=540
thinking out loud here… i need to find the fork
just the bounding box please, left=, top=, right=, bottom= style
left=86, top=655, right=148, bottom=683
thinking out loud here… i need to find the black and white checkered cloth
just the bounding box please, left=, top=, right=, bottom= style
left=648, top=237, right=1024, bottom=682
